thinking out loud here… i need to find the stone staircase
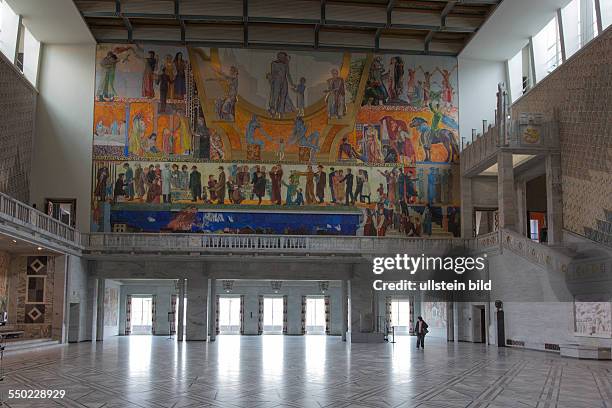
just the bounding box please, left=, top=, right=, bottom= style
left=584, top=209, right=612, bottom=248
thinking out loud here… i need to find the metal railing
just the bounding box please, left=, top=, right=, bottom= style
left=0, top=192, right=81, bottom=246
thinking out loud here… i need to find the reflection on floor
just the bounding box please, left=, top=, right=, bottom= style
left=1, top=335, right=611, bottom=407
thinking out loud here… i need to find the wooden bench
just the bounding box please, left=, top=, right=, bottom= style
left=560, top=344, right=611, bottom=360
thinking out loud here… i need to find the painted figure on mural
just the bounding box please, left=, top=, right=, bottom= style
left=195, top=116, right=210, bottom=159
left=337, top=137, right=356, bottom=161
left=129, top=113, right=146, bottom=156
left=174, top=109, right=192, bottom=155
left=388, top=56, right=405, bottom=102
left=246, top=115, right=274, bottom=148
left=328, top=168, right=336, bottom=203
left=142, top=50, right=158, bottom=98
left=162, top=54, right=175, bottom=99
left=410, top=115, right=458, bottom=163
left=289, top=117, right=320, bottom=161
left=95, top=166, right=109, bottom=202
left=435, top=66, right=457, bottom=108
left=134, top=164, right=145, bottom=199
left=162, top=128, right=173, bottom=155
left=162, top=164, right=172, bottom=203
left=156, top=67, right=171, bottom=113
left=423, top=205, right=433, bottom=236
left=267, top=52, right=295, bottom=118
left=406, top=67, right=417, bottom=104
left=365, top=126, right=383, bottom=163
left=367, top=56, right=389, bottom=105
left=293, top=77, right=306, bottom=116
left=123, top=163, right=134, bottom=200
left=210, top=129, right=224, bottom=160
left=298, top=165, right=316, bottom=205
left=418, top=67, right=433, bottom=107
left=215, top=166, right=226, bottom=204
left=427, top=167, right=437, bottom=205
left=315, top=165, right=326, bottom=204
left=340, top=168, right=355, bottom=206
left=251, top=165, right=266, bottom=205
left=398, top=122, right=416, bottom=165
left=213, top=65, right=238, bottom=121
left=98, top=51, right=119, bottom=101
left=170, top=164, right=181, bottom=190
left=269, top=165, right=284, bottom=205
left=283, top=170, right=300, bottom=205
left=325, top=68, right=346, bottom=119
left=114, top=173, right=126, bottom=202
left=173, top=52, right=187, bottom=99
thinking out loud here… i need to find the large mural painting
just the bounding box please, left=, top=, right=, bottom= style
left=91, top=44, right=460, bottom=237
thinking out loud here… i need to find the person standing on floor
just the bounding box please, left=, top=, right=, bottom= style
left=415, top=316, right=428, bottom=349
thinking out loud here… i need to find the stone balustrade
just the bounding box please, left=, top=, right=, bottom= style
left=461, top=118, right=559, bottom=176
left=83, top=232, right=478, bottom=257
left=0, top=192, right=82, bottom=253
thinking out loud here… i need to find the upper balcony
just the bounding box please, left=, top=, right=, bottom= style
left=82, top=231, right=501, bottom=259
left=0, top=192, right=83, bottom=254
left=460, top=85, right=559, bottom=177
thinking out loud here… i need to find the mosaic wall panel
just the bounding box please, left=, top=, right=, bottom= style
left=13, top=256, right=54, bottom=338
left=91, top=45, right=461, bottom=236
left=512, top=29, right=612, bottom=246
left=0, top=54, right=36, bottom=203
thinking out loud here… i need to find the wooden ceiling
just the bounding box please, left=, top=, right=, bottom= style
left=74, top=0, right=502, bottom=56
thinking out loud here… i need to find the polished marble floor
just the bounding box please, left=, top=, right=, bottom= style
left=0, top=335, right=610, bottom=408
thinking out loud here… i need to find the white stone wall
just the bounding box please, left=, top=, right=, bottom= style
left=66, top=255, right=90, bottom=342
left=118, top=283, right=176, bottom=336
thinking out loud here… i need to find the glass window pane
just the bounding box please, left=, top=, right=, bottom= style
left=508, top=50, right=523, bottom=103
left=533, top=16, right=562, bottom=82
left=23, top=26, right=40, bottom=85
left=563, top=0, right=581, bottom=58
left=0, top=1, right=19, bottom=62
left=603, top=0, right=612, bottom=29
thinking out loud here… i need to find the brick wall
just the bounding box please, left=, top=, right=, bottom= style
left=513, top=27, right=612, bottom=246
left=0, top=53, right=36, bottom=203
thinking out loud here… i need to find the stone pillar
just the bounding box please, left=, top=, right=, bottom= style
left=177, top=279, right=185, bottom=341
left=453, top=301, right=459, bottom=343
left=516, top=180, right=527, bottom=237
left=87, top=276, right=99, bottom=342
left=52, top=255, right=68, bottom=343
left=341, top=280, right=348, bottom=341
left=348, top=265, right=374, bottom=339
left=460, top=176, right=473, bottom=238
left=96, top=278, right=105, bottom=341
left=185, top=275, right=208, bottom=341
left=497, top=151, right=516, bottom=229
left=546, top=153, right=563, bottom=244
left=209, top=278, right=217, bottom=341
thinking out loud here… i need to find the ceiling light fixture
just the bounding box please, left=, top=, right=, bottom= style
left=37, top=247, right=43, bottom=251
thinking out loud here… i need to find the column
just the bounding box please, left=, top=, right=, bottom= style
left=546, top=153, right=563, bottom=244
left=185, top=275, right=208, bottom=341
left=341, top=280, right=348, bottom=341
left=209, top=278, right=217, bottom=341
left=516, top=180, right=527, bottom=236
left=87, top=276, right=99, bottom=342
left=52, top=255, right=68, bottom=343
left=453, top=301, right=459, bottom=343
left=96, top=278, right=105, bottom=341
left=497, top=151, right=516, bottom=229
left=177, top=279, right=185, bottom=341
left=460, top=176, right=473, bottom=238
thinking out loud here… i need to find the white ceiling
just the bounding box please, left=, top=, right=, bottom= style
left=5, top=0, right=94, bottom=44
left=460, top=0, right=573, bottom=61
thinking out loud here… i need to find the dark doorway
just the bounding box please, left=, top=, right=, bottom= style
left=68, top=303, right=80, bottom=343
left=480, top=308, right=486, bottom=344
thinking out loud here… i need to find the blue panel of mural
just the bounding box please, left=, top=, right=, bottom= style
left=110, top=209, right=361, bottom=235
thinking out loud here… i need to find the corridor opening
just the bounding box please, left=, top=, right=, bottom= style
left=305, top=297, right=326, bottom=334
left=390, top=299, right=411, bottom=334
left=263, top=297, right=284, bottom=333
left=130, top=297, right=153, bottom=335
left=219, top=296, right=242, bottom=334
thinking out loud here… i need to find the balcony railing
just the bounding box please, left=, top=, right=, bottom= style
left=0, top=192, right=81, bottom=248
left=83, top=232, right=477, bottom=256
left=461, top=117, right=559, bottom=176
